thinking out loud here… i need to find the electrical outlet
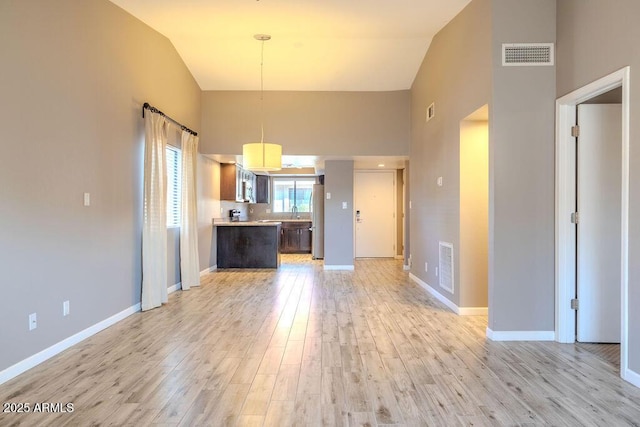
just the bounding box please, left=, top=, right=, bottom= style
left=63, top=300, right=70, bottom=316
left=83, top=192, right=91, bottom=206
left=29, top=313, right=37, bottom=331
left=266, top=208, right=271, bottom=214
left=425, top=262, right=428, bottom=272
left=342, top=201, right=348, bottom=209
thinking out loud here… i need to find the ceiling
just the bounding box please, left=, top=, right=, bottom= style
left=109, top=0, right=471, bottom=92
left=111, top=0, right=469, bottom=171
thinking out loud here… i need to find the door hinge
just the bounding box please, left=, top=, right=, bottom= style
left=571, top=298, right=579, bottom=310
left=570, top=212, right=579, bottom=224
left=571, top=125, right=580, bottom=137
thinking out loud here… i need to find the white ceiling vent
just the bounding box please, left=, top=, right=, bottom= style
left=502, top=43, right=554, bottom=66
left=439, top=241, right=454, bottom=293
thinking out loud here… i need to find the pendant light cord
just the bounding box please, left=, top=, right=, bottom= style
left=260, top=38, right=265, bottom=145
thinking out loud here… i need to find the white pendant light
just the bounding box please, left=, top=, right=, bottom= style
left=243, top=34, right=282, bottom=172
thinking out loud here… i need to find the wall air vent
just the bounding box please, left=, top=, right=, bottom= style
left=502, top=43, right=554, bottom=66
left=426, top=102, right=435, bottom=122
left=439, top=241, right=454, bottom=293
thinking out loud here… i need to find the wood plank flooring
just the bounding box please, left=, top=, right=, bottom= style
left=1, top=255, right=640, bottom=426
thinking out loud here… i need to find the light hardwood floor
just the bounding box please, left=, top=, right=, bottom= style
left=1, top=256, right=640, bottom=426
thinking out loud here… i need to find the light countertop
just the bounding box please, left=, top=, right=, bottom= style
left=213, top=220, right=282, bottom=227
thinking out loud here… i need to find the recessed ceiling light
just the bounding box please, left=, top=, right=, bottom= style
left=378, top=163, right=385, bottom=167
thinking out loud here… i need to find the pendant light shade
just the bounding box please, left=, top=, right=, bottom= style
left=242, top=142, right=282, bottom=171
left=243, top=34, right=282, bottom=172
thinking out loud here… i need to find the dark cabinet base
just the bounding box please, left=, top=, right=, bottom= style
left=217, top=225, right=281, bottom=268
left=280, top=222, right=312, bottom=254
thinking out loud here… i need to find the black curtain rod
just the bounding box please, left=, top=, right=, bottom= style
left=142, top=102, right=198, bottom=136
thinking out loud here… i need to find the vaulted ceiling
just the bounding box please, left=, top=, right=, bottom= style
left=109, top=0, right=471, bottom=92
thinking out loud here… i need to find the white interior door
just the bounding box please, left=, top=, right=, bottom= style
left=576, top=104, right=621, bottom=343
left=355, top=171, right=395, bottom=258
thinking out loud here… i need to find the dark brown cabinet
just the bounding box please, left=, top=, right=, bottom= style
left=217, top=224, right=280, bottom=268
left=280, top=221, right=312, bottom=253
left=255, top=175, right=270, bottom=204
left=220, top=163, right=256, bottom=202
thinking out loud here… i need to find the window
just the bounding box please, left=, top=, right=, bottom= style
left=166, top=145, right=181, bottom=227
left=272, top=177, right=315, bottom=213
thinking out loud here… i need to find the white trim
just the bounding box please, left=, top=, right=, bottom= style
left=410, top=273, right=457, bottom=313
left=410, top=273, right=488, bottom=316
left=623, top=368, right=640, bottom=389
left=555, top=67, right=630, bottom=385
left=323, top=265, right=355, bottom=271
left=458, top=307, right=488, bottom=316
left=168, top=282, right=181, bottom=294
left=200, top=265, right=216, bottom=276
left=0, top=303, right=141, bottom=385
left=486, top=328, right=555, bottom=342
left=403, top=264, right=410, bottom=271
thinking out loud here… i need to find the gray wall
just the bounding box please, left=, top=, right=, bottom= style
left=0, top=0, right=205, bottom=372
left=410, top=0, right=556, bottom=327
left=324, top=161, right=355, bottom=267
left=410, top=0, right=492, bottom=307
left=199, top=91, right=411, bottom=156
left=488, top=0, right=556, bottom=332
left=556, top=0, right=640, bottom=374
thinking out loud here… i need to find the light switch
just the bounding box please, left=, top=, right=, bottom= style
left=437, top=177, right=443, bottom=187
left=326, top=192, right=331, bottom=200
left=83, top=193, right=91, bottom=206
left=342, top=202, right=348, bottom=209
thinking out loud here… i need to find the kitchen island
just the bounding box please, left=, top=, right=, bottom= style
left=215, top=221, right=281, bottom=268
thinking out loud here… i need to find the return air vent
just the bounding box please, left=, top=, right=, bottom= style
left=502, top=43, right=554, bottom=66
left=439, top=241, right=454, bottom=293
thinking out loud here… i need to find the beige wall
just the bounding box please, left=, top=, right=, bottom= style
left=556, top=0, right=640, bottom=374
left=460, top=119, right=489, bottom=308
left=0, top=0, right=204, bottom=372
left=200, top=91, right=410, bottom=156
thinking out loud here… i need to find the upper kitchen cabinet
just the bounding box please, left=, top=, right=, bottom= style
left=255, top=175, right=270, bottom=204
left=220, top=163, right=256, bottom=203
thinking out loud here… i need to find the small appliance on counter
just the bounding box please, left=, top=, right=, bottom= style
left=229, top=209, right=241, bottom=222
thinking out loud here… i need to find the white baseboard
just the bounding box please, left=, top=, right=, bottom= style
left=409, top=273, right=457, bottom=313
left=409, top=274, right=487, bottom=316
left=168, top=282, right=181, bottom=294
left=0, top=303, right=141, bottom=386
left=623, top=367, right=640, bottom=388
left=486, top=328, right=555, bottom=341
left=323, top=265, right=355, bottom=271
left=200, top=265, right=216, bottom=276
left=458, top=307, right=489, bottom=316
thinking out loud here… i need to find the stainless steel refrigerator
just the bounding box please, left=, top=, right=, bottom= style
left=311, top=184, right=324, bottom=259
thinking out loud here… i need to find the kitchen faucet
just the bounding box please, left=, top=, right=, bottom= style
left=291, top=205, right=299, bottom=219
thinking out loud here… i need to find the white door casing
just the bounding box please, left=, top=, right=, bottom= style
left=576, top=104, right=622, bottom=343
left=355, top=171, right=395, bottom=258
left=555, top=66, right=631, bottom=385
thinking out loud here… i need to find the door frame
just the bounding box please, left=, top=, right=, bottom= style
left=353, top=170, right=397, bottom=258
left=555, top=67, right=630, bottom=378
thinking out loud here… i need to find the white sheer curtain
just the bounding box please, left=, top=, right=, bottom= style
left=180, top=131, right=200, bottom=290
left=141, top=111, right=168, bottom=311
